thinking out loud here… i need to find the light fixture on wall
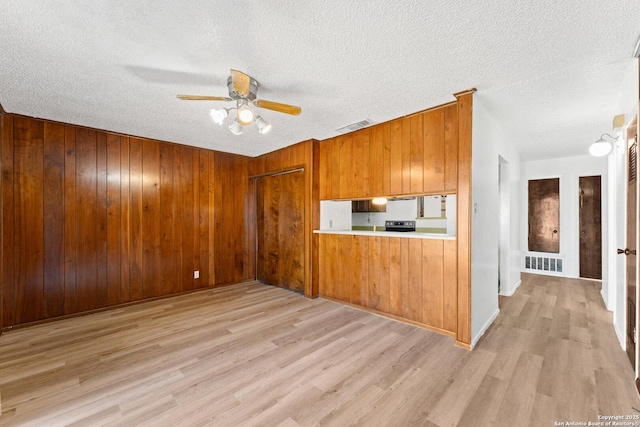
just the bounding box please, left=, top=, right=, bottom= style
left=588, top=133, right=618, bottom=157
left=371, top=197, right=388, bottom=205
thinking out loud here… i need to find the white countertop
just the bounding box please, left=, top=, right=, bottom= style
left=313, top=229, right=456, bottom=240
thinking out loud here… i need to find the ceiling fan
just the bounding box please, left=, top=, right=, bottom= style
left=177, top=69, right=301, bottom=135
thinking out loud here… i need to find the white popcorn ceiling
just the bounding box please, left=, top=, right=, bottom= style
left=0, top=0, right=638, bottom=159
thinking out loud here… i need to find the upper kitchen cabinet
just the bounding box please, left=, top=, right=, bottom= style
left=319, top=102, right=458, bottom=200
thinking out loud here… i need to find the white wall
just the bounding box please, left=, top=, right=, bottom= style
left=520, top=156, right=608, bottom=282
left=609, top=60, right=638, bottom=351
left=471, top=94, right=522, bottom=347
left=319, top=200, right=352, bottom=230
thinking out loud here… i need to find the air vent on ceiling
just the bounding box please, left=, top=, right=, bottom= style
left=335, top=118, right=376, bottom=134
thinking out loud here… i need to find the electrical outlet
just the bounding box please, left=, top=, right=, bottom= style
left=194, top=270, right=200, bottom=279
left=329, top=220, right=333, bottom=228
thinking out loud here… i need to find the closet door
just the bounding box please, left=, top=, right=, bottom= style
left=528, top=178, right=560, bottom=253
left=256, top=170, right=305, bottom=293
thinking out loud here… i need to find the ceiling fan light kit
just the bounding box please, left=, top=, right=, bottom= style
left=177, top=69, right=300, bottom=136
left=229, top=119, right=244, bottom=135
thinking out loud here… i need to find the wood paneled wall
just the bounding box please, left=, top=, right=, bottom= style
left=317, top=93, right=474, bottom=347
left=248, top=140, right=320, bottom=297
left=319, top=103, right=458, bottom=200
left=0, top=107, right=4, bottom=335
left=319, top=234, right=457, bottom=335
left=1, top=115, right=250, bottom=328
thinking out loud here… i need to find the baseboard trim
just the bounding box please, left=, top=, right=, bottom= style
left=471, top=308, right=500, bottom=348
left=614, top=318, right=626, bottom=350
left=600, top=287, right=611, bottom=312
left=499, top=280, right=522, bottom=297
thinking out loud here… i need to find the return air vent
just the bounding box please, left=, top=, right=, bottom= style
left=524, top=254, right=564, bottom=275
left=335, top=118, right=376, bottom=134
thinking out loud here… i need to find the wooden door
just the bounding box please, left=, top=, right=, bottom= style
left=528, top=178, right=560, bottom=253
left=579, top=176, right=602, bottom=279
left=624, top=115, right=638, bottom=368
left=256, top=170, right=305, bottom=293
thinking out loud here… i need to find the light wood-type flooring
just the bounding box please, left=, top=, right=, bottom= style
left=0, top=273, right=638, bottom=426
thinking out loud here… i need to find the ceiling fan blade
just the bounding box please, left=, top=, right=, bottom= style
left=177, top=95, right=232, bottom=101
left=230, top=69, right=251, bottom=97
left=254, top=99, right=302, bottom=116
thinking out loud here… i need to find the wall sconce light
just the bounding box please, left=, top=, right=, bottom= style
left=589, top=133, right=619, bottom=157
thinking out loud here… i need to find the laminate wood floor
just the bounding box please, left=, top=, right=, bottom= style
left=0, top=274, right=638, bottom=426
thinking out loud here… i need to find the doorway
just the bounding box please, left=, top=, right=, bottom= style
left=579, top=176, right=602, bottom=279
left=624, top=115, right=638, bottom=369
left=255, top=169, right=305, bottom=293
left=528, top=178, right=560, bottom=253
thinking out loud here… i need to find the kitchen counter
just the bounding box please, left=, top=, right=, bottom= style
left=313, top=229, right=455, bottom=240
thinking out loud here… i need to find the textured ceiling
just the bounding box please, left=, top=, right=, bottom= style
left=0, top=1, right=638, bottom=159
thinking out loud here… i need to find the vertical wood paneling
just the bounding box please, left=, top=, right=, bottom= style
left=361, top=129, right=371, bottom=198
left=43, top=122, right=65, bottom=318
left=443, top=239, right=458, bottom=333
left=444, top=104, right=458, bottom=191
left=401, top=117, right=412, bottom=194
left=192, top=149, right=201, bottom=285
left=128, top=138, right=144, bottom=301
left=2, top=115, right=14, bottom=327
left=159, top=143, right=177, bottom=295
left=75, top=128, right=98, bottom=313
left=142, top=140, right=161, bottom=299
left=389, top=119, right=403, bottom=195
left=379, top=236, right=390, bottom=313
left=96, top=132, right=108, bottom=309
left=319, top=234, right=453, bottom=336
left=350, top=235, right=363, bottom=305
left=119, top=137, right=131, bottom=303
left=2, top=115, right=251, bottom=328
left=197, top=149, right=210, bottom=288
left=423, top=108, right=445, bottom=193
left=422, top=239, right=444, bottom=329
left=350, top=132, right=363, bottom=199
left=408, top=239, right=422, bottom=323
left=367, top=236, right=381, bottom=309
left=338, top=135, right=352, bottom=199
left=369, top=127, right=384, bottom=197
left=63, top=126, right=77, bottom=314
left=106, top=135, right=122, bottom=306
left=381, top=123, right=391, bottom=196
left=337, top=235, right=351, bottom=302
left=319, top=141, right=330, bottom=200
left=330, top=137, right=340, bottom=199
left=179, top=146, right=194, bottom=292
left=319, top=234, right=327, bottom=296
left=400, top=238, right=411, bottom=319
left=0, top=111, right=3, bottom=333
left=326, top=234, right=338, bottom=299
left=14, top=118, right=45, bottom=323
left=455, top=90, right=474, bottom=347
left=410, top=114, right=424, bottom=194
left=388, top=238, right=401, bottom=316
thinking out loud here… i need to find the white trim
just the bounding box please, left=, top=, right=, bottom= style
left=472, top=308, right=500, bottom=348
left=615, top=318, right=626, bottom=350
left=499, top=280, right=521, bottom=297
left=600, top=287, right=611, bottom=311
